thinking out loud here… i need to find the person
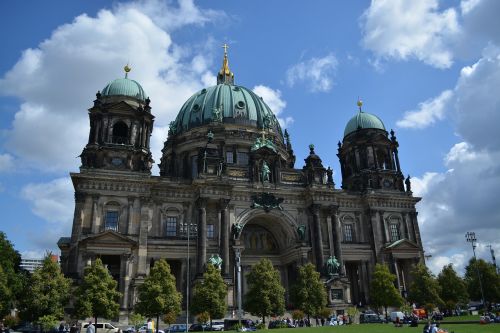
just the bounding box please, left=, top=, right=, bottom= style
left=59, top=323, right=65, bottom=333
left=86, top=322, right=95, bottom=333
left=147, top=318, right=153, bottom=333
left=395, top=317, right=401, bottom=327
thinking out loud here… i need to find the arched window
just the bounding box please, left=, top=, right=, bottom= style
left=104, top=202, right=120, bottom=232
left=112, top=121, right=128, bottom=144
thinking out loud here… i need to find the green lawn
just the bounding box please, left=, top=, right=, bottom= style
left=257, top=323, right=499, bottom=333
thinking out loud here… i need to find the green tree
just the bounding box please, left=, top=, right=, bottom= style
left=191, top=264, right=227, bottom=324
left=129, top=313, right=145, bottom=332
left=135, top=259, right=181, bottom=333
left=408, top=263, right=443, bottom=309
left=243, top=259, right=285, bottom=324
left=74, top=258, right=121, bottom=331
left=0, top=231, right=22, bottom=318
left=464, top=258, right=500, bottom=303
left=370, top=263, right=404, bottom=318
left=18, top=254, right=71, bottom=322
left=290, top=263, right=327, bottom=320
left=437, top=264, right=469, bottom=311
left=38, top=315, right=58, bottom=332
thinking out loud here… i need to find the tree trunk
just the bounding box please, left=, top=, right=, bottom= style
left=156, top=315, right=160, bottom=333
left=384, top=306, right=388, bottom=322
left=262, top=316, right=266, bottom=325
left=95, top=316, right=98, bottom=333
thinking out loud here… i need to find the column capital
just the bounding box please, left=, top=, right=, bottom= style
left=218, top=198, right=231, bottom=211
left=310, top=204, right=321, bottom=215
left=75, top=192, right=86, bottom=203
left=329, top=204, right=339, bottom=215
left=197, top=197, right=208, bottom=209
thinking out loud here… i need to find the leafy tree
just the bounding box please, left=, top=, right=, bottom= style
left=196, top=312, right=210, bottom=325
left=370, top=263, right=404, bottom=318
left=191, top=264, right=227, bottom=324
left=290, top=263, right=327, bottom=320
left=162, top=312, right=177, bottom=328
left=38, top=315, right=58, bottom=332
left=18, top=254, right=71, bottom=322
left=437, top=264, right=469, bottom=311
left=408, top=263, right=443, bottom=309
left=291, top=310, right=304, bottom=321
left=464, top=258, right=500, bottom=303
left=135, top=259, right=181, bottom=333
left=129, top=313, right=145, bottom=332
left=74, top=258, right=121, bottom=331
left=0, top=231, right=22, bottom=317
left=244, top=259, right=285, bottom=324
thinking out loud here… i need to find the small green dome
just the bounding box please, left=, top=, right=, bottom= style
left=101, top=78, right=147, bottom=101
left=171, top=83, right=284, bottom=141
left=344, top=111, right=386, bottom=137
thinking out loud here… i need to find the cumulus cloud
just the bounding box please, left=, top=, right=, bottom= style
left=0, top=1, right=219, bottom=173
left=286, top=54, right=338, bottom=92
left=252, top=85, right=293, bottom=128
left=0, top=153, right=15, bottom=172
left=361, top=0, right=459, bottom=68
left=397, top=90, right=453, bottom=129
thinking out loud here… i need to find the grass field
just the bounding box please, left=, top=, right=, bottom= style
left=255, top=323, right=500, bottom=333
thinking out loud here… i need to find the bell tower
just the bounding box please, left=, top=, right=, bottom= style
left=338, top=100, right=405, bottom=192
left=80, top=66, right=154, bottom=173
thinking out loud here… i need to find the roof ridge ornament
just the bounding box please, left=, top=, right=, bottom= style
left=217, top=43, right=234, bottom=85
left=357, top=97, right=363, bottom=113
left=124, top=64, right=131, bottom=79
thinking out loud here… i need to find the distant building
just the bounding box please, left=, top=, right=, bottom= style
left=59, top=50, right=424, bottom=319
left=21, top=255, right=59, bottom=272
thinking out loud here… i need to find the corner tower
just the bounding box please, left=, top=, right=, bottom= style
left=80, top=66, right=154, bottom=173
left=337, top=100, right=406, bottom=192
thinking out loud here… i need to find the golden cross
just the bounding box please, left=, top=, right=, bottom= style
left=222, top=43, right=229, bottom=54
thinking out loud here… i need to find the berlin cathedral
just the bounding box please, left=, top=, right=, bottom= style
left=58, top=48, right=424, bottom=320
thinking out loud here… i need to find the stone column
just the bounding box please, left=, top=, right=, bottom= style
left=310, top=204, right=324, bottom=273
left=71, top=192, right=86, bottom=242
left=379, top=210, right=388, bottom=243
left=137, top=197, right=152, bottom=276
left=331, top=205, right=344, bottom=275
left=360, top=261, right=370, bottom=305
left=120, top=254, right=132, bottom=310
left=127, top=197, right=134, bottom=235
left=219, top=199, right=231, bottom=276
left=91, top=195, right=99, bottom=233
left=326, top=214, right=334, bottom=257
left=368, top=209, right=382, bottom=261
left=393, top=258, right=401, bottom=291
left=197, top=198, right=207, bottom=275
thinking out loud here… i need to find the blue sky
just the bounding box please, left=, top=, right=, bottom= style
left=0, top=0, right=499, bottom=275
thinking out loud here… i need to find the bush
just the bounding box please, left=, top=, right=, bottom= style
left=38, top=314, right=58, bottom=332
left=230, top=324, right=243, bottom=331
left=256, top=323, right=266, bottom=330
left=291, top=310, right=304, bottom=321
left=3, top=315, right=19, bottom=328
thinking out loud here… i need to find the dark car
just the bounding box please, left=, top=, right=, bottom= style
left=188, top=324, right=210, bottom=332
left=360, top=314, right=384, bottom=323
left=168, top=325, right=187, bottom=333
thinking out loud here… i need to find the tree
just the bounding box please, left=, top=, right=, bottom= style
left=18, top=254, right=71, bottom=322
left=370, top=263, right=404, bottom=318
left=243, top=259, right=285, bottom=324
left=437, top=264, right=468, bottom=311
left=135, top=259, right=181, bottom=333
left=191, top=264, right=227, bottom=324
left=0, top=231, right=22, bottom=318
left=290, top=263, right=327, bottom=320
left=74, top=258, right=121, bottom=332
left=129, top=313, right=145, bottom=332
left=408, top=263, right=443, bottom=309
left=464, top=258, right=500, bottom=303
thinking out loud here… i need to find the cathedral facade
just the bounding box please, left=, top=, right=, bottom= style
left=59, top=51, right=424, bottom=319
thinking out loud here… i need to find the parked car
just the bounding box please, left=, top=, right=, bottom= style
left=167, top=325, right=187, bottom=333
left=188, top=324, right=211, bottom=332
left=209, top=322, right=223, bottom=331
left=138, top=326, right=164, bottom=333
left=81, top=323, right=119, bottom=333
left=360, top=313, right=385, bottom=323
left=390, top=312, right=405, bottom=323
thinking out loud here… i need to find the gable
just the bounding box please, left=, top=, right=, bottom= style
left=80, top=230, right=137, bottom=248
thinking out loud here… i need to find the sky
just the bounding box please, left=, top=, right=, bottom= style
left=0, top=0, right=499, bottom=276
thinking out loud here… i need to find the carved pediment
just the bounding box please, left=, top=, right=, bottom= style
left=108, top=101, right=137, bottom=113
left=81, top=230, right=137, bottom=248
left=384, top=239, right=421, bottom=259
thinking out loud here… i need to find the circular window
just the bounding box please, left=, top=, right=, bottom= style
left=233, top=86, right=240, bottom=91
left=236, top=101, right=246, bottom=109
left=201, top=88, right=207, bottom=94
left=193, top=104, right=200, bottom=111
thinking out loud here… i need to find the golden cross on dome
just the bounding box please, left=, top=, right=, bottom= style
left=222, top=43, right=229, bottom=54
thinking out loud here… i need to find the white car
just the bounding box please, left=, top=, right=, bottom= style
left=138, top=326, right=165, bottom=333
left=82, top=323, right=119, bottom=333
left=210, top=322, right=224, bottom=331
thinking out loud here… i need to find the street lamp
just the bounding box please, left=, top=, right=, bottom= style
left=186, top=222, right=196, bottom=332
left=235, top=248, right=242, bottom=326
left=465, top=232, right=486, bottom=305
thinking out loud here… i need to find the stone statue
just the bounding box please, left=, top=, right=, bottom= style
left=212, top=107, right=222, bottom=122
left=208, top=254, right=223, bottom=270
left=327, top=167, right=334, bottom=185
left=231, top=222, right=243, bottom=239
left=297, top=224, right=306, bottom=241
left=326, top=255, right=340, bottom=277
left=405, top=175, right=412, bottom=192
left=262, top=161, right=270, bottom=182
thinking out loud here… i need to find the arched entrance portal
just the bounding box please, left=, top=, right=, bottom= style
left=234, top=211, right=302, bottom=308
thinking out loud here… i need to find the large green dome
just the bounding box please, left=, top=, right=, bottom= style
left=344, top=110, right=386, bottom=137
left=101, top=77, right=147, bottom=101
left=171, top=83, right=283, bottom=140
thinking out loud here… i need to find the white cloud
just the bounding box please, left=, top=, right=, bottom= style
left=427, top=252, right=467, bottom=275
left=252, top=85, right=293, bottom=128
left=286, top=54, right=338, bottom=92
left=0, top=2, right=219, bottom=173
left=397, top=90, right=453, bottom=129
left=361, top=0, right=459, bottom=68
left=0, top=153, right=15, bottom=172
left=411, top=172, right=444, bottom=198
left=444, top=142, right=477, bottom=165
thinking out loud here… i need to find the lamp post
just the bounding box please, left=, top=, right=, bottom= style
left=465, top=232, right=486, bottom=305
left=186, top=222, right=195, bottom=332
left=235, top=248, right=242, bottom=326
left=487, top=245, right=498, bottom=274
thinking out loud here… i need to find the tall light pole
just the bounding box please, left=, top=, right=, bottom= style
left=186, top=222, right=195, bottom=332
left=487, top=245, right=498, bottom=274
left=465, top=232, right=486, bottom=305
left=235, top=248, right=242, bottom=326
